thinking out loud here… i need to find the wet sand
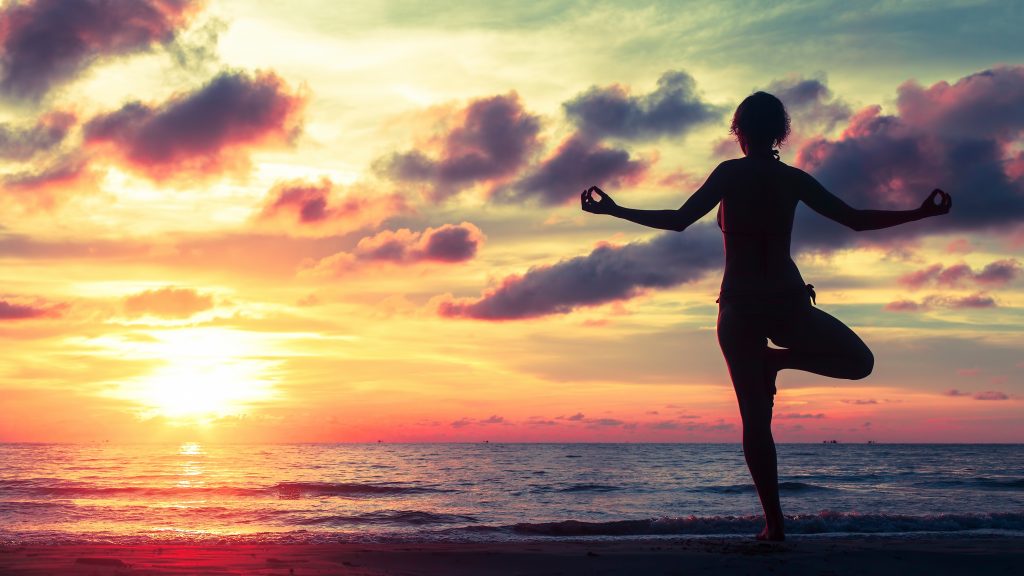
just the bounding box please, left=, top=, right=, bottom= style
left=1, top=536, right=1021, bottom=575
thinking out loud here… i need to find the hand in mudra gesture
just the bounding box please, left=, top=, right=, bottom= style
left=581, top=186, right=617, bottom=215
left=920, top=188, right=952, bottom=217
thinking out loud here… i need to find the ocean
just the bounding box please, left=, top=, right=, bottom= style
left=1, top=443, right=1022, bottom=544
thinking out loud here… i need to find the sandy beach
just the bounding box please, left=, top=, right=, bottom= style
left=1, top=536, right=1021, bottom=575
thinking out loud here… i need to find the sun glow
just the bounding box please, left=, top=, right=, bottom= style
left=112, top=328, right=280, bottom=422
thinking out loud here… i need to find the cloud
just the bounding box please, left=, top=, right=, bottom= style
left=765, top=75, right=851, bottom=135
left=794, top=66, right=1024, bottom=252
left=973, top=259, right=1022, bottom=286
left=0, top=299, right=61, bottom=320
left=1, top=153, right=94, bottom=207
left=0, top=112, right=75, bottom=160
left=776, top=412, right=826, bottom=419
left=973, top=390, right=1009, bottom=401
left=304, top=222, right=484, bottom=276
left=840, top=399, right=878, bottom=405
left=563, top=70, right=722, bottom=140
left=945, top=389, right=970, bottom=397
left=885, top=292, right=997, bottom=312
left=438, top=225, right=720, bottom=320
left=898, top=259, right=1020, bottom=290
left=375, top=92, right=541, bottom=199
left=497, top=135, right=649, bottom=205
left=123, top=287, right=214, bottom=318
left=256, top=178, right=407, bottom=236
left=0, top=0, right=202, bottom=101
left=83, top=69, right=306, bottom=181
left=450, top=415, right=509, bottom=427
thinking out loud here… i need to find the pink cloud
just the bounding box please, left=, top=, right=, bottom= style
left=123, top=287, right=213, bottom=318
left=376, top=92, right=541, bottom=200
left=84, top=70, right=306, bottom=181
left=0, top=0, right=203, bottom=100
left=438, top=226, right=720, bottom=320
left=0, top=299, right=63, bottom=320
left=305, top=222, right=484, bottom=276
left=973, top=390, right=1009, bottom=401
left=793, top=66, right=1024, bottom=252
left=256, top=178, right=407, bottom=236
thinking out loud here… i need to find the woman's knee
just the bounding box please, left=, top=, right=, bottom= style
left=849, top=346, right=874, bottom=380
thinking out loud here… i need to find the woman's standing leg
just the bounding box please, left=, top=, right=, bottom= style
left=717, top=305, right=785, bottom=541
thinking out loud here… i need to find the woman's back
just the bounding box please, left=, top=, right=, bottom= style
left=717, top=155, right=806, bottom=298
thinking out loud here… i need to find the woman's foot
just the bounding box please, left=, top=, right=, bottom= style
left=756, top=525, right=785, bottom=541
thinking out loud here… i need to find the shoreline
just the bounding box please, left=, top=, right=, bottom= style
left=2, top=535, right=1022, bottom=575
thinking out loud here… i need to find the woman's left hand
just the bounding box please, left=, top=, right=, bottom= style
left=581, top=186, right=617, bottom=215
left=919, top=188, right=952, bottom=217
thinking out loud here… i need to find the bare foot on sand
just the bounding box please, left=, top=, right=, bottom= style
left=757, top=526, right=786, bottom=541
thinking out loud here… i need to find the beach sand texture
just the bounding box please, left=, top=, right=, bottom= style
left=1, top=537, right=1021, bottom=575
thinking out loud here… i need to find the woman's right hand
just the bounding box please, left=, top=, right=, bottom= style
left=581, top=186, right=618, bottom=215
left=919, top=188, right=952, bottom=217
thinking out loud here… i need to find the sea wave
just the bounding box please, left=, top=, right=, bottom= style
left=0, top=479, right=449, bottom=499
left=510, top=511, right=1024, bottom=536
left=295, top=510, right=479, bottom=526
left=529, top=483, right=624, bottom=493
left=692, top=481, right=835, bottom=494
left=911, top=478, right=1024, bottom=491
left=4, top=511, right=1021, bottom=545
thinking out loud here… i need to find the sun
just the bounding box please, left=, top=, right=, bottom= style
left=113, top=328, right=279, bottom=422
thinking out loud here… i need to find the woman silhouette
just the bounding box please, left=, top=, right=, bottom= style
left=581, top=91, right=951, bottom=541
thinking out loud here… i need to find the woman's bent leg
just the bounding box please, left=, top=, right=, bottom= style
left=717, top=306, right=785, bottom=541
left=768, top=304, right=874, bottom=381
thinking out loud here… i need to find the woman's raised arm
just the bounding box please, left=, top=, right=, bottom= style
left=798, top=170, right=951, bottom=231
left=581, top=163, right=728, bottom=232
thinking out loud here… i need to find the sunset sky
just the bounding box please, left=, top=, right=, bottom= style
left=1, top=0, right=1021, bottom=443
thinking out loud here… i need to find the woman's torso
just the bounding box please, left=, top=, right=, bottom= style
left=717, top=155, right=806, bottom=298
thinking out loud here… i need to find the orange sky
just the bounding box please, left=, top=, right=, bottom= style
left=0, top=0, right=1021, bottom=443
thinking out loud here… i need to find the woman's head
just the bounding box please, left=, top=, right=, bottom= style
left=730, top=91, right=790, bottom=154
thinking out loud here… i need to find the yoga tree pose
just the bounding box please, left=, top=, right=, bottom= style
left=581, top=91, right=951, bottom=541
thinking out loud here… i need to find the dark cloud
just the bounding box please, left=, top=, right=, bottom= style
left=438, top=225, right=720, bottom=320
left=450, top=415, right=509, bottom=427
left=898, top=259, right=1020, bottom=290
left=84, top=70, right=305, bottom=180
left=306, top=222, right=484, bottom=276
left=973, top=390, right=1009, bottom=401
left=123, top=287, right=213, bottom=318
left=647, top=419, right=735, bottom=433
left=583, top=418, right=626, bottom=427
left=885, top=292, right=997, bottom=312
left=765, top=76, right=851, bottom=134
left=0, top=111, right=75, bottom=160
left=0, top=299, right=61, bottom=320
left=375, top=92, right=541, bottom=198
left=0, top=0, right=201, bottom=100
left=794, top=66, right=1024, bottom=252
left=974, top=259, right=1021, bottom=286
left=256, top=178, right=407, bottom=234
left=563, top=70, right=722, bottom=140
left=776, top=413, right=826, bottom=419
left=945, top=389, right=970, bottom=397
left=841, top=399, right=878, bottom=405
left=1, top=153, right=91, bottom=205
left=496, top=135, right=649, bottom=205
left=883, top=299, right=923, bottom=312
